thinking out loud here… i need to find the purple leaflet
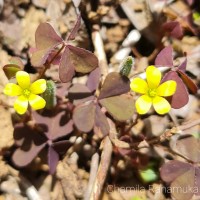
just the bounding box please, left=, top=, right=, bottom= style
left=177, top=70, right=198, bottom=94
left=160, top=160, right=192, bottom=183
left=162, top=21, right=183, bottom=39
left=160, top=160, right=200, bottom=200
left=99, top=94, right=135, bottom=122
left=155, top=46, right=173, bottom=67
left=170, top=135, right=200, bottom=163
left=33, top=110, right=73, bottom=141
left=86, top=67, right=101, bottom=92
left=49, top=140, right=72, bottom=174
left=95, top=105, right=109, bottom=136
left=31, top=23, right=63, bottom=67
left=162, top=71, right=189, bottom=109
left=48, top=146, right=59, bottom=174
left=35, top=23, right=63, bottom=50
left=73, top=101, right=96, bottom=133
left=59, top=47, right=75, bottom=83
left=12, top=123, right=47, bottom=167
left=73, top=101, right=109, bottom=136
left=177, top=58, right=187, bottom=72
left=98, top=72, right=130, bottom=99
left=67, top=45, right=99, bottom=73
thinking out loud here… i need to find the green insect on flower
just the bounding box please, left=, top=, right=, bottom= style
left=130, top=65, right=177, bottom=115
left=4, top=71, right=47, bottom=114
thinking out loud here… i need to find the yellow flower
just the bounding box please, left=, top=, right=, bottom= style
left=130, top=66, right=177, bottom=115
left=4, top=71, right=46, bottom=115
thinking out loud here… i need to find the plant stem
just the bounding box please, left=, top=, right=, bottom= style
left=177, top=118, right=200, bottom=131
left=124, top=113, right=139, bottom=134
left=37, top=43, right=65, bottom=80
left=135, top=118, right=200, bottom=150
left=168, top=110, right=179, bottom=127
left=132, top=46, right=142, bottom=59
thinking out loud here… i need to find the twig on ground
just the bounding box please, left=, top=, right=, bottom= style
left=84, top=153, right=99, bottom=200
left=7, top=166, right=42, bottom=200
left=90, top=136, right=112, bottom=200
left=19, top=174, right=42, bottom=200
left=92, top=25, right=108, bottom=83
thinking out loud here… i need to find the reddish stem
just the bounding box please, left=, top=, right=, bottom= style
left=37, top=43, right=65, bottom=79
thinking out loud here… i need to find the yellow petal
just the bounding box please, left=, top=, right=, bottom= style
left=30, top=79, right=46, bottom=94
left=14, top=95, right=28, bottom=115
left=146, top=65, right=161, bottom=89
left=16, top=71, right=30, bottom=89
left=4, top=83, right=22, bottom=96
left=130, top=78, right=148, bottom=94
left=29, top=94, right=46, bottom=110
left=157, top=80, right=177, bottom=97
left=135, top=95, right=152, bottom=114
left=153, top=96, right=171, bottom=114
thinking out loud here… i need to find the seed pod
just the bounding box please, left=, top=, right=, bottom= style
left=119, top=56, right=134, bottom=77
left=41, top=80, right=56, bottom=109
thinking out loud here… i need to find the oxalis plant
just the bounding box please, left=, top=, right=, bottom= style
left=2, top=14, right=199, bottom=200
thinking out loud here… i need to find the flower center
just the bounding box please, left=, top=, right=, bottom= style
left=22, top=89, right=31, bottom=98
left=148, top=89, right=157, bottom=98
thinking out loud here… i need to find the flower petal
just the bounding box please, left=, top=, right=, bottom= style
left=130, top=78, right=148, bottom=94
left=146, top=65, right=161, bottom=89
left=16, top=71, right=30, bottom=89
left=153, top=96, right=171, bottom=114
left=135, top=95, right=152, bottom=114
left=14, top=96, right=28, bottom=114
left=30, top=79, right=46, bottom=94
left=157, top=80, right=177, bottom=97
left=4, top=83, right=22, bottom=96
left=29, top=94, right=46, bottom=110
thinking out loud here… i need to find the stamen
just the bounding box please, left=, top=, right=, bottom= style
left=148, top=89, right=157, bottom=98
left=23, top=89, right=31, bottom=97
